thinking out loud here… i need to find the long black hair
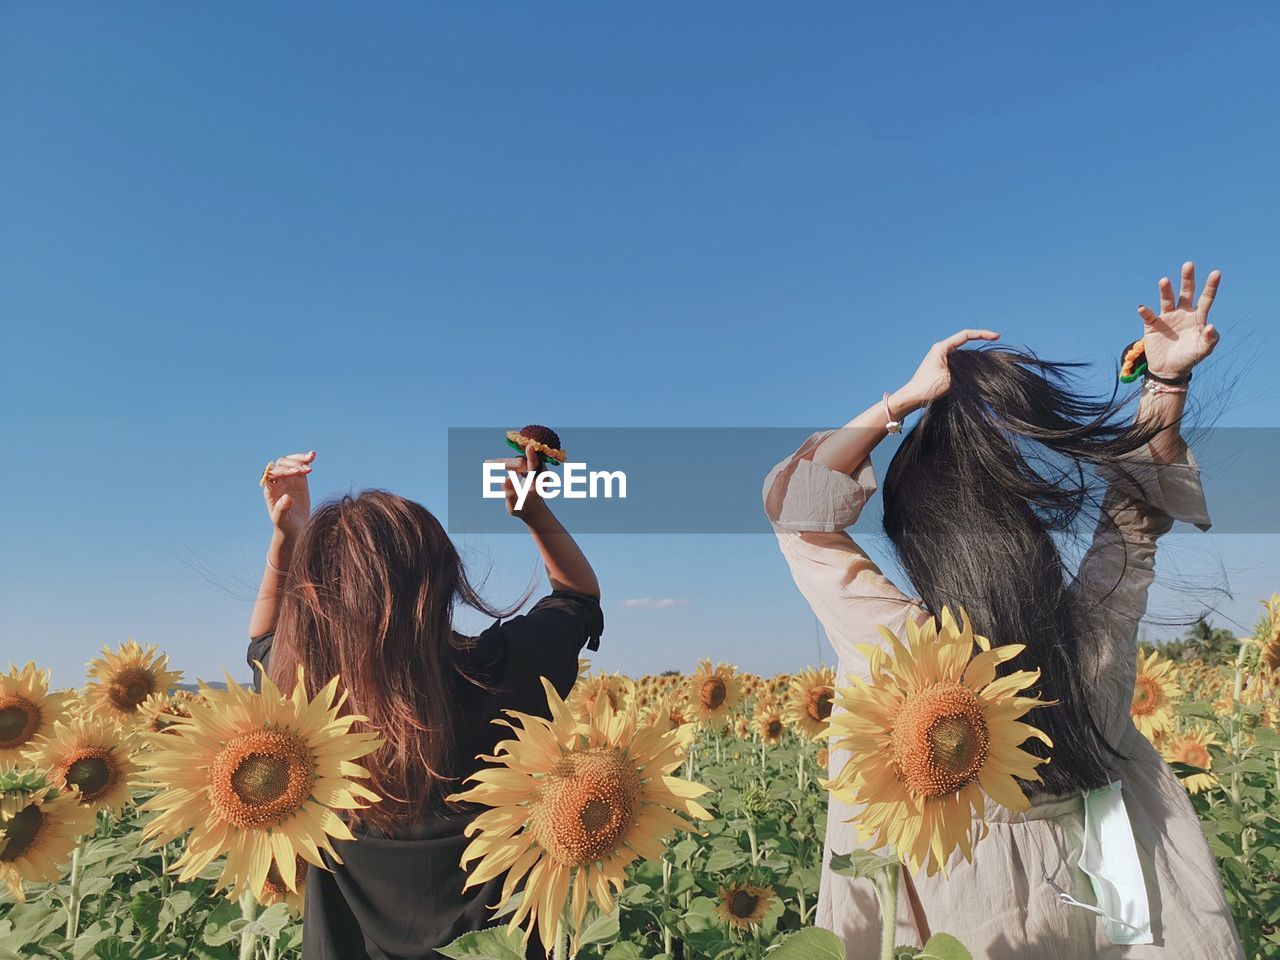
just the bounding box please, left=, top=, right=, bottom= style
left=882, top=346, right=1178, bottom=797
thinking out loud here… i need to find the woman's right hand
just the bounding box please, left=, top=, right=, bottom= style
left=897, top=328, right=1002, bottom=409
left=262, top=450, right=315, bottom=541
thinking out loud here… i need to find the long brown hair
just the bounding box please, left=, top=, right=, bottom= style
left=268, top=490, right=518, bottom=832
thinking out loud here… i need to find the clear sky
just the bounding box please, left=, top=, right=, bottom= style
left=3, top=3, right=1278, bottom=688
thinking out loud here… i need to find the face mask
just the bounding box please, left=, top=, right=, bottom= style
left=1055, top=779, right=1153, bottom=945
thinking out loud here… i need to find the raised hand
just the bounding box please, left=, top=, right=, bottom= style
left=485, top=443, right=549, bottom=522
left=900, top=328, right=1002, bottom=407
left=1137, top=262, right=1221, bottom=379
left=262, top=450, right=315, bottom=541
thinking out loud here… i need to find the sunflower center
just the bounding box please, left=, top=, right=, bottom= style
left=729, top=890, right=760, bottom=918
left=532, top=747, right=642, bottom=867
left=108, top=668, right=157, bottom=712
left=807, top=687, right=834, bottom=722
left=1131, top=676, right=1160, bottom=715
left=231, top=755, right=291, bottom=803
left=891, top=683, right=991, bottom=798
left=209, top=729, right=315, bottom=830
left=767, top=719, right=783, bottom=739
left=0, top=697, right=40, bottom=749
left=62, top=748, right=117, bottom=802
left=700, top=679, right=726, bottom=710
left=1175, top=742, right=1211, bottom=768
left=0, top=804, right=42, bottom=862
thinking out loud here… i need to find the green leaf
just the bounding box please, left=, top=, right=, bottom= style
left=917, top=932, right=975, bottom=960
left=437, top=925, right=529, bottom=960
left=200, top=900, right=243, bottom=947
left=829, top=849, right=899, bottom=881
left=702, top=849, right=745, bottom=872
left=576, top=906, right=619, bottom=947
left=130, top=892, right=162, bottom=940
left=244, top=903, right=292, bottom=938
left=602, top=943, right=645, bottom=960
left=769, top=927, right=845, bottom=960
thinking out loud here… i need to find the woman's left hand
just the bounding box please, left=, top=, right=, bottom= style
left=1137, top=262, right=1221, bottom=378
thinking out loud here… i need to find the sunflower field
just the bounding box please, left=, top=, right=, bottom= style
left=3, top=598, right=1280, bottom=960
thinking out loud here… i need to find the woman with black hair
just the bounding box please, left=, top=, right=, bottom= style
left=763, top=262, right=1243, bottom=958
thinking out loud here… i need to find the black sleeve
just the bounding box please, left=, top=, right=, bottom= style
left=247, top=633, right=275, bottom=693
left=484, top=591, right=603, bottom=717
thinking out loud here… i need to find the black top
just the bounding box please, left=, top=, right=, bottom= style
left=247, top=591, right=603, bottom=960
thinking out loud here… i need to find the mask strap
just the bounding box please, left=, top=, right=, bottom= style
left=1020, top=811, right=1145, bottom=934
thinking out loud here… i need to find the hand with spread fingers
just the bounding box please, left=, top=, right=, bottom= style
left=1137, top=262, right=1221, bottom=379
left=261, top=450, right=315, bottom=541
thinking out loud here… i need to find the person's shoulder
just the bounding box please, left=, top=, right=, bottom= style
left=522, top=591, right=604, bottom=650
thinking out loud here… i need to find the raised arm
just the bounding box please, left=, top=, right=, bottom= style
left=493, top=443, right=600, bottom=599
left=248, top=450, right=314, bottom=639
left=1073, top=262, right=1221, bottom=633
left=809, top=328, right=1001, bottom=473
left=765, top=329, right=999, bottom=669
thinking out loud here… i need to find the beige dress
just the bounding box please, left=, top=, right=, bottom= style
left=763, top=431, right=1244, bottom=960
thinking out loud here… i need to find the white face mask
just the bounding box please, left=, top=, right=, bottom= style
left=1051, top=779, right=1153, bottom=945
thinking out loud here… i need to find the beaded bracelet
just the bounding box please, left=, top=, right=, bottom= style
left=1143, top=377, right=1189, bottom=396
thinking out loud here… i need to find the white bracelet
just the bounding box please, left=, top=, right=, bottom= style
left=883, top=392, right=902, bottom=434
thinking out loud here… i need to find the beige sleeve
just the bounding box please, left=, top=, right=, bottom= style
left=763, top=432, right=928, bottom=673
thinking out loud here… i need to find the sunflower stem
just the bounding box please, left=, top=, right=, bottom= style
left=661, top=857, right=674, bottom=956
left=553, top=909, right=570, bottom=959
left=1229, top=641, right=1250, bottom=857
left=65, top=839, right=85, bottom=940
left=238, top=889, right=259, bottom=960
left=876, top=861, right=900, bottom=960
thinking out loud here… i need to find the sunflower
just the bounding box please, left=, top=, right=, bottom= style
left=687, top=660, right=742, bottom=727
left=570, top=671, right=633, bottom=721
left=1162, top=727, right=1219, bottom=795
left=0, top=776, right=95, bottom=901
left=825, top=606, right=1052, bottom=877
left=84, top=640, right=183, bottom=722
left=449, top=678, right=711, bottom=951
left=136, top=690, right=197, bottom=735
left=715, top=881, right=775, bottom=931
left=30, top=717, right=138, bottom=816
left=0, top=662, right=72, bottom=766
left=783, top=666, right=835, bottom=740
left=1257, top=595, right=1280, bottom=676
left=230, top=854, right=308, bottom=915
left=643, top=693, right=692, bottom=737
left=757, top=702, right=786, bottom=746
left=139, top=666, right=382, bottom=899
left=1131, top=649, right=1181, bottom=743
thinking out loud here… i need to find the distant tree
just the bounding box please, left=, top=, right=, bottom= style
left=659, top=669, right=681, bottom=677
left=1143, top=617, right=1239, bottom=665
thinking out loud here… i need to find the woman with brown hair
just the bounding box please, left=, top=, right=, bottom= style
left=246, top=443, right=602, bottom=960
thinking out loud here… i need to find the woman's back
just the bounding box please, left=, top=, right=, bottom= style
left=245, top=440, right=602, bottom=959
left=248, top=590, right=603, bottom=960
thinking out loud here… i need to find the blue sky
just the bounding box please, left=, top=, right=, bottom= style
left=3, top=3, right=1278, bottom=687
